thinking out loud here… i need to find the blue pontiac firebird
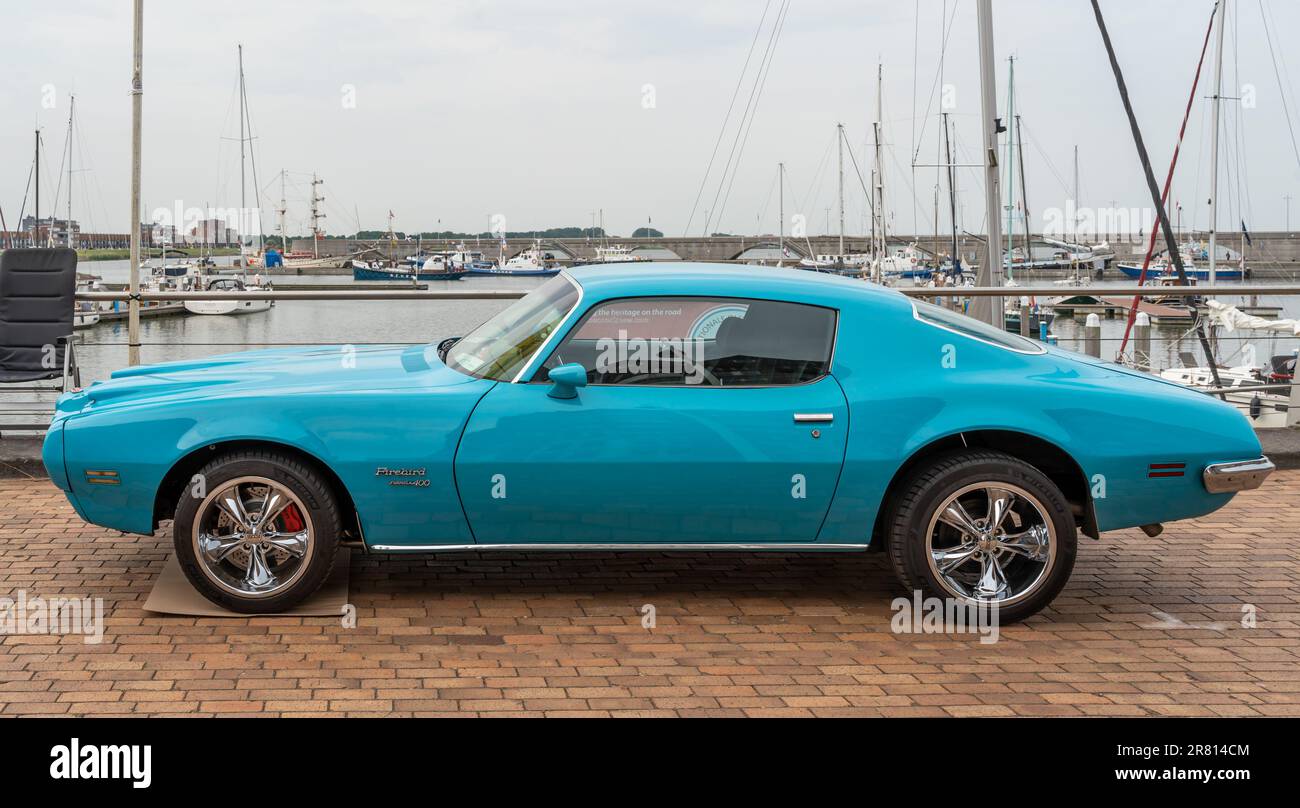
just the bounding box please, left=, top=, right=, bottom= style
left=42, top=264, right=1273, bottom=619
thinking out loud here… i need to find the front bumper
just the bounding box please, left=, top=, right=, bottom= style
left=1203, top=457, right=1275, bottom=494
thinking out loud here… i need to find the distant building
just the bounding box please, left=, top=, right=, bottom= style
left=186, top=218, right=239, bottom=246
left=151, top=222, right=178, bottom=244
left=20, top=215, right=81, bottom=245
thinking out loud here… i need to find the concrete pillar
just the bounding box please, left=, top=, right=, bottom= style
left=1019, top=304, right=1031, bottom=337
left=1085, top=313, right=1102, bottom=358
left=1134, top=312, right=1151, bottom=371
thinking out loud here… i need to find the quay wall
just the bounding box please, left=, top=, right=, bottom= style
left=291, top=232, right=1300, bottom=267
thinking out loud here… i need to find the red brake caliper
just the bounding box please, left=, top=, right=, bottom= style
left=279, top=504, right=305, bottom=533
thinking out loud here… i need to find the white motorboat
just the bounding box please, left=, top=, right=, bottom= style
left=1160, top=359, right=1293, bottom=429
left=184, top=275, right=273, bottom=316
left=594, top=245, right=645, bottom=263
left=1156, top=301, right=1297, bottom=428
left=73, top=306, right=100, bottom=329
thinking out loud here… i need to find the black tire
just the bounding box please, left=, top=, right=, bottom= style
left=173, top=450, right=342, bottom=613
left=886, top=450, right=1077, bottom=624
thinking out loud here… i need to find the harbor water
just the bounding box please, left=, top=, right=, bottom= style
left=74, top=259, right=1300, bottom=384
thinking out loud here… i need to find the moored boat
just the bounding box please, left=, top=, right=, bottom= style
left=184, top=276, right=273, bottom=316
left=350, top=260, right=469, bottom=281
left=1116, top=260, right=1244, bottom=282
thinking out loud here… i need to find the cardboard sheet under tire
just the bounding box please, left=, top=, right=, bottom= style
left=143, top=549, right=351, bottom=617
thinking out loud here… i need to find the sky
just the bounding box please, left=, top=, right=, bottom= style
left=4, top=0, right=1300, bottom=240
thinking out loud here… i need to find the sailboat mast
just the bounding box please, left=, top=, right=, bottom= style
left=279, top=169, right=287, bottom=252
left=973, top=0, right=1004, bottom=325
left=238, top=44, right=246, bottom=265
left=837, top=123, right=845, bottom=260
left=1208, top=0, right=1227, bottom=286
left=310, top=174, right=325, bottom=259
left=1017, top=114, right=1031, bottom=265
left=874, top=63, right=886, bottom=262
left=128, top=0, right=143, bottom=366
left=67, top=95, right=75, bottom=248
left=1005, top=56, right=1016, bottom=281
left=778, top=162, right=784, bottom=258
left=943, top=113, right=959, bottom=272
left=1073, top=145, right=1080, bottom=239
left=34, top=129, right=40, bottom=246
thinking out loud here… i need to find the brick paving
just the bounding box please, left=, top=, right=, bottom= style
left=0, top=474, right=1297, bottom=717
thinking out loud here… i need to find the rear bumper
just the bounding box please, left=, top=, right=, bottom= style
left=1203, top=457, right=1275, bottom=494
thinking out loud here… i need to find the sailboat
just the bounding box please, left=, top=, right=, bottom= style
left=796, top=123, right=870, bottom=275
left=184, top=45, right=271, bottom=316
left=1117, top=1, right=1245, bottom=284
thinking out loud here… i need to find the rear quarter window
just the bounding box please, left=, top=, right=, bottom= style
left=912, top=300, right=1045, bottom=354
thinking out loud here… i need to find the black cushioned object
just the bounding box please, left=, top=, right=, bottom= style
left=0, top=248, right=78, bottom=383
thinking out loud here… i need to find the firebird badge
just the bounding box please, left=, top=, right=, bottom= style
left=375, top=467, right=430, bottom=487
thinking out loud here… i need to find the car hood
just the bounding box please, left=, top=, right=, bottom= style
left=59, top=344, right=480, bottom=416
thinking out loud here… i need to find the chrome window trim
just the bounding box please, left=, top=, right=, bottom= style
left=910, top=300, right=1047, bottom=356
left=526, top=293, right=841, bottom=389
left=510, top=271, right=584, bottom=384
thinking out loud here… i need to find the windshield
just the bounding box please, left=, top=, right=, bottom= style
left=445, top=275, right=580, bottom=381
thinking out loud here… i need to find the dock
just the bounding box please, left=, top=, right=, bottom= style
left=1048, top=294, right=1283, bottom=326
left=1049, top=294, right=1195, bottom=325
left=95, top=302, right=188, bottom=322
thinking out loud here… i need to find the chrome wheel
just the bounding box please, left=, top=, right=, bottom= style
left=924, top=482, right=1057, bottom=608
left=191, top=476, right=315, bottom=599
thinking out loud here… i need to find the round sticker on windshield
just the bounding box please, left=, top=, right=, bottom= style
left=690, top=305, right=748, bottom=340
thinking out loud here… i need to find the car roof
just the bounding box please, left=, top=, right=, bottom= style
left=563, top=262, right=910, bottom=311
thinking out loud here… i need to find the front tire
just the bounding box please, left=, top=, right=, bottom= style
left=173, top=450, right=342, bottom=613
left=886, top=450, right=1077, bottom=623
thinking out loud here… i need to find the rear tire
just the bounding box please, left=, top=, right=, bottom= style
left=886, top=450, right=1077, bottom=624
left=173, top=450, right=341, bottom=613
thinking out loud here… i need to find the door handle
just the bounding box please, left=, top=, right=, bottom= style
left=793, top=413, right=834, bottom=423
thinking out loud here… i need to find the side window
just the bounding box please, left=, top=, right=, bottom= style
left=539, top=297, right=836, bottom=387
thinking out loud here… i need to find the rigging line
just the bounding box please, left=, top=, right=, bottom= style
left=1257, top=0, right=1300, bottom=171
left=682, top=0, right=773, bottom=236
left=888, top=140, right=935, bottom=236
left=803, top=129, right=836, bottom=225
left=783, top=165, right=804, bottom=214
left=15, top=145, right=35, bottom=230
left=1102, top=0, right=1221, bottom=369
left=911, top=0, right=960, bottom=165
left=1229, top=0, right=1248, bottom=226
left=707, top=0, right=790, bottom=234
left=71, top=115, right=101, bottom=233
left=841, top=128, right=875, bottom=219
left=757, top=169, right=779, bottom=227
left=1019, top=122, right=1073, bottom=196
left=49, top=118, right=70, bottom=221
left=243, top=76, right=265, bottom=246
left=714, top=0, right=791, bottom=232
left=911, top=0, right=920, bottom=235
left=35, top=130, right=59, bottom=241
left=1189, top=88, right=1208, bottom=232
